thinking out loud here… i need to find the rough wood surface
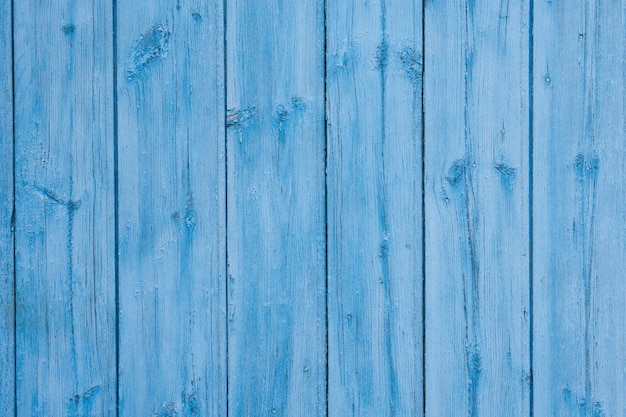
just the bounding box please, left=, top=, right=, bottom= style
left=3, top=1, right=626, bottom=415
left=0, top=1, right=14, bottom=414
left=326, top=0, right=424, bottom=415
left=225, top=0, right=327, bottom=415
left=533, top=1, right=626, bottom=415
left=116, top=1, right=227, bottom=415
left=13, top=1, right=116, bottom=415
left=424, top=0, right=531, bottom=415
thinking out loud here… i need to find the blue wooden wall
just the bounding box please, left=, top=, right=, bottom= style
left=2, top=0, right=626, bottom=416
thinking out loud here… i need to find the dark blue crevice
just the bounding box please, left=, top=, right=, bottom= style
left=11, top=0, right=17, bottom=414
left=421, top=0, right=427, bottom=415
left=223, top=0, right=229, bottom=415
left=112, top=0, right=120, bottom=414
left=528, top=0, right=535, bottom=415
left=322, top=0, right=329, bottom=415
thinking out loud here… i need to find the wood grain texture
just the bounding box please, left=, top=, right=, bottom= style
left=0, top=0, right=14, bottom=415
left=326, top=1, right=424, bottom=415
left=116, top=1, right=226, bottom=415
left=6, top=2, right=626, bottom=415
left=225, top=1, right=327, bottom=415
left=533, top=1, right=626, bottom=415
left=13, top=1, right=116, bottom=415
left=424, top=0, right=531, bottom=415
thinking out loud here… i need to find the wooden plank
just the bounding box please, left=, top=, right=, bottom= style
left=225, top=1, right=326, bottom=415
left=13, top=1, right=116, bottom=415
left=424, top=1, right=531, bottom=415
left=325, top=1, right=424, bottom=415
left=116, top=0, right=226, bottom=415
left=0, top=0, right=14, bottom=415
left=533, top=1, right=626, bottom=415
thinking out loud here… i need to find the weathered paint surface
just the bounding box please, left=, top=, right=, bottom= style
left=0, top=1, right=14, bottom=415
left=116, top=1, right=226, bottom=415
left=225, top=0, right=327, bottom=415
left=13, top=1, right=116, bottom=415
left=533, top=1, right=626, bottom=416
left=424, top=0, right=531, bottom=415
left=2, top=0, right=626, bottom=416
left=326, top=0, right=424, bottom=415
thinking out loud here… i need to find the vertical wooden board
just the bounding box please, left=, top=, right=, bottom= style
left=424, top=0, right=531, bottom=415
left=13, top=1, right=116, bottom=415
left=0, top=0, right=14, bottom=415
left=116, top=0, right=226, bottom=415
left=326, top=0, right=423, bottom=415
left=533, top=1, right=626, bottom=415
left=226, top=1, right=326, bottom=415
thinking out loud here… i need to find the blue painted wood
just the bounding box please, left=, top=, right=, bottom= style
left=0, top=1, right=14, bottom=415
left=116, top=0, right=226, bottom=415
left=424, top=0, right=531, bottom=415
left=5, top=1, right=626, bottom=415
left=13, top=1, right=116, bottom=415
left=225, top=0, right=327, bottom=415
left=533, top=1, right=626, bottom=415
left=326, top=0, right=424, bottom=415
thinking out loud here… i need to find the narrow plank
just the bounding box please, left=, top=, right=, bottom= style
left=424, top=0, right=531, bottom=415
left=13, top=1, right=116, bottom=415
left=116, top=0, right=226, bottom=415
left=225, top=1, right=326, bottom=415
left=533, top=1, right=626, bottom=415
left=0, top=0, right=14, bottom=414
left=326, top=0, right=424, bottom=415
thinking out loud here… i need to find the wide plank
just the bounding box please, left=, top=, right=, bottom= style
left=533, top=1, right=626, bottom=415
left=226, top=0, right=327, bottom=415
left=116, top=1, right=227, bottom=415
left=13, top=1, right=116, bottom=415
left=424, top=0, right=531, bottom=414
left=326, top=0, right=425, bottom=415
